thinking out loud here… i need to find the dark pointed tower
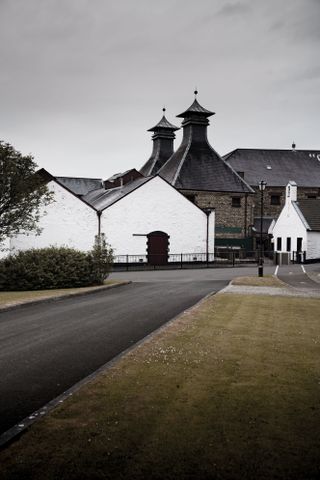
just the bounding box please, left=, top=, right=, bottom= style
left=140, top=108, right=179, bottom=177
left=159, top=91, right=252, bottom=194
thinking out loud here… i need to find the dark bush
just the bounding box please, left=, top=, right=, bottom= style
left=0, top=242, right=113, bottom=291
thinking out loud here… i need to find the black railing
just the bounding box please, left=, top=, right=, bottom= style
left=112, top=250, right=275, bottom=271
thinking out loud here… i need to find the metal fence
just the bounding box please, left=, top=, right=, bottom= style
left=112, top=249, right=275, bottom=271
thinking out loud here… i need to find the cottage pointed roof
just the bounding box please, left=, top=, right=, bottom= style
left=159, top=94, right=253, bottom=194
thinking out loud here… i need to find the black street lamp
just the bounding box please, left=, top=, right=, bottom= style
left=258, top=180, right=267, bottom=277
left=203, top=208, right=213, bottom=267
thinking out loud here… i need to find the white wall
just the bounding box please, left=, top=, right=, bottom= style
left=307, top=232, right=320, bottom=260
left=272, top=200, right=307, bottom=259
left=10, top=181, right=98, bottom=253
left=100, top=176, right=214, bottom=257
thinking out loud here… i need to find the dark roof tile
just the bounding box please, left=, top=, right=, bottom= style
left=224, top=149, right=320, bottom=187
left=295, top=199, right=320, bottom=231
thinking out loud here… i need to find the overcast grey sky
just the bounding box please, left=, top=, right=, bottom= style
left=0, top=0, right=319, bottom=179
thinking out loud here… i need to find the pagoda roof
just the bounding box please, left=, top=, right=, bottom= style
left=148, top=114, right=179, bottom=132
left=177, top=98, right=215, bottom=118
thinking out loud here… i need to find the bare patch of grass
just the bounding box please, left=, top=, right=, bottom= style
left=0, top=280, right=120, bottom=307
left=1, top=293, right=320, bottom=480
left=232, top=274, right=285, bottom=287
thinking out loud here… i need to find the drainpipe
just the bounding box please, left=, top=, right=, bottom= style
left=97, top=211, right=101, bottom=236
left=244, top=193, right=248, bottom=237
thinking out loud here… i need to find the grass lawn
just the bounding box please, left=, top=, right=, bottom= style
left=231, top=274, right=285, bottom=287
left=1, top=292, right=320, bottom=480
left=0, top=280, right=120, bottom=307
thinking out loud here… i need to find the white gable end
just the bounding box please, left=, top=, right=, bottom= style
left=11, top=181, right=98, bottom=253
left=100, top=176, right=214, bottom=256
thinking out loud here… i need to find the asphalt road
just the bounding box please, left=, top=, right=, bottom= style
left=0, top=275, right=233, bottom=435
left=278, top=264, right=320, bottom=289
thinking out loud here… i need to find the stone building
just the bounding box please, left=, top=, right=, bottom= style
left=224, top=148, right=320, bottom=248
left=140, top=93, right=255, bottom=247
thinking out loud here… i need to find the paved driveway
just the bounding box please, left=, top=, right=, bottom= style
left=2, top=266, right=261, bottom=436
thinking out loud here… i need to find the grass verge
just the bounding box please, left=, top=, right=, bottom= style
left=231, top=274, right=285, bottom=287
left=0, top=280, right=120, bottom=307
left=1, top=292, right=320, bottom=480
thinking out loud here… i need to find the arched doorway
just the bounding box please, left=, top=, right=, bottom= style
left=147, top=231, right=169, bottom=265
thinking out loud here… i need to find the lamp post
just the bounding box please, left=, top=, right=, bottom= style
left=203, top=208, right=213, bottom=267
left=258, top=180, right=267, bottom=277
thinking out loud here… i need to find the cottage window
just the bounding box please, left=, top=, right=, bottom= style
left=231, top=197, right=241, bottom=208
left=286, top=237, right=291, bottom=252
left=277, top=237, right=282, bottom=251
left=270, top=195, right=281, bottom=205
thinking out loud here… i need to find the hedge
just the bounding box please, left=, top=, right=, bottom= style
left=0, top=238, right=113, bottom=291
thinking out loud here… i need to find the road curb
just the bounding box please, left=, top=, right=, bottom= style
left=0, top=281, right=132, bottom=313
left=0, top=287, right=218, bottom=450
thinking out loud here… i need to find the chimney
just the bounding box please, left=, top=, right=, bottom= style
left=286, top=181, right=297, bottom=204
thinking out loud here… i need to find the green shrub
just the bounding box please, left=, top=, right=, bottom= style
left=0, top=238, right=113, bottom=291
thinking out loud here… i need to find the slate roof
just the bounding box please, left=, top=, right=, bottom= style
left=82, top=177, right=151, bottom=211
left=224, top=149, right=320, bottom=187
left=253, top=217, right=275, bottom=234
left=294, top=199, right=320, bottom=231
left=55, top=176, right=103, bottom=195
left=159, top=97, right=253, bottom=193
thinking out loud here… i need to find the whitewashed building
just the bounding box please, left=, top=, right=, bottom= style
left=10, top=170, right=215, bottom=264
left=272, top=181, right=320, bottom=261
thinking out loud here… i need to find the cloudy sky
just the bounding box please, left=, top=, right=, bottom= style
left=0, top=0, right=319, bottom=179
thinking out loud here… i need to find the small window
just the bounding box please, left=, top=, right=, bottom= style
left=270, top=195, right=281, bottom=205
left=277, top=237, right=282, bottom=251
left=307, top=195, right=316, bottom=199
left=232, top=197, right=241, bottom=208
left=297, top=237, right=303, bottom=252
left=286, top=237, right=291, bottom=252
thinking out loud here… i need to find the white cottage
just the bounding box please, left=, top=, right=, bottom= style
left=10, top=170, right=215, bottom=264
left=272, top=181, right=320, bottom=261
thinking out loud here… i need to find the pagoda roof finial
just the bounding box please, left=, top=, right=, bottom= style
left=177, top=92, right=215, bottom=119
left=147, top=109, right=179, bottom=132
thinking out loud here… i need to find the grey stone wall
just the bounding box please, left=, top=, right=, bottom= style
left=181, top=190, right=255, bottom=238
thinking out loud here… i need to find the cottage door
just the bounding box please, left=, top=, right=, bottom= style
left=147, top=231, right=169, bottom=265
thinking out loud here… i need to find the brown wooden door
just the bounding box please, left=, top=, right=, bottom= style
left=147, top=231, right=169, bottom=265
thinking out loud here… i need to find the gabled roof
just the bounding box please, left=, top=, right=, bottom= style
left=294, top=199, right=320, bottom=231
left=83, top=177, right=151, bottom=211
left=224, top=148, right=320, bottom=187
left=55, top=176, right=103, bottom=195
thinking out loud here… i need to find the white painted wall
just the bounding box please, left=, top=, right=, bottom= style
left=10, top=181, right=98, bottom=253
left=100, top=176, right=214, bottom=257
left=272, top=183, right=307, bottom=259
left=307, top=232, right=320, bottom=260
